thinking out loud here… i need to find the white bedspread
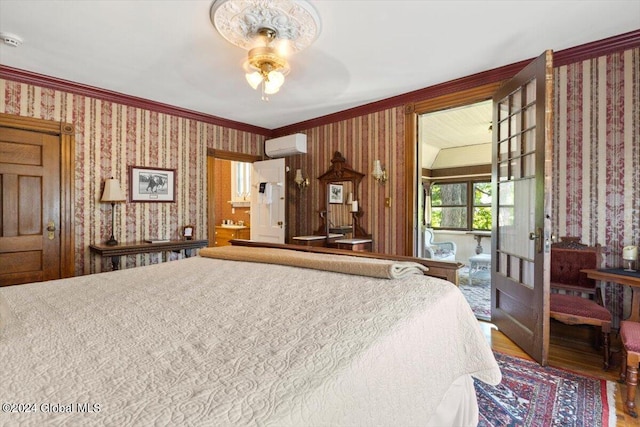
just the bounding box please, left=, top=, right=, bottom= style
left=0, top=255, right=500, bottom=426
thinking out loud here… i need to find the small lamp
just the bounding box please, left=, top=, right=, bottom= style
left=623, top=245, right=638, bottom=272
left=101, top=177, right=126, bottom=246
left=294, top=169, right=309, bottom=189
left=372, top=160, right=387, bottom=184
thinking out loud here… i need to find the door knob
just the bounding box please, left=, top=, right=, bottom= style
left=47, top=221, right=56, bottom=240
left=529, top=228, right=542, bottom=253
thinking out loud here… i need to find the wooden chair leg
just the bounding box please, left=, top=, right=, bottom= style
left=620, top=348, right=628, bottom=383
left=626, top=363, right=638, bottom=418
left=602, top=331, right=610, bottom=370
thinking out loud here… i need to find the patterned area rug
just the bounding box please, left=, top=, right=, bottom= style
left=475, top=352, right=616, bottom=427
left=459, top=266, right=491, bottom=320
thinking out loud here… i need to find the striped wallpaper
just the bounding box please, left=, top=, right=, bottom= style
left=0, top=79, right=264, bottom=275
left=553, top=47, right=640, bottom=322
left=1, top=45, right=638, bottom=309
left=285, top=107, right=406, bottom=254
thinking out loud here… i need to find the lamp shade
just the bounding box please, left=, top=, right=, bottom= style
left=245, top=71, right=263, bottom=89
left=346, top=192, right=353, bottom=205
left=294, top=169, right=304, bottom=184
left=372, top=160, right=383, bottom=179
left=101, top=178, right=126, bottom=202
left=623, top=246, right=638, bottom=261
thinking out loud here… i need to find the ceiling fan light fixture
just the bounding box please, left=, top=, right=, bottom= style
left=267, top=70, right=285, bottom=88
left=245, top=71, right=263, bottom=89
left=263, top=81, right=281, bottom=95
left=210, top=0, right=321, bottom=100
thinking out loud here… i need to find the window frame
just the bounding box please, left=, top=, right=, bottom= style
left=429, top=178, right=492, bottom=231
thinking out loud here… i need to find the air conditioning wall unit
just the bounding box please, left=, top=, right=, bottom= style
left=265, top=133, right=307, bottom=158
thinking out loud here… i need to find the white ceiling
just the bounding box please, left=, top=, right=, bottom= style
left=419, top=100, right=492, bottom=168
left=0, top=1, right=638, bottom=130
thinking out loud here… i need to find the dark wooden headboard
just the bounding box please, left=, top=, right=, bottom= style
left=229, top=240, right=464, bottom=286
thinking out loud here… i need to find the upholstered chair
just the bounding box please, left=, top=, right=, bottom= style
left=424, top=228, right=457, bottom=261
left=549, top=238, right=611, bottom=369
left=620, top=320, right=640, bottom=418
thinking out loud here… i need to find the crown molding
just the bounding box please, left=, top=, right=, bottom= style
left=272, top=29, right=640, bottom=136
left=1, top=30, right=638, bottom=137
left=0, top=65, right=273, bottom=137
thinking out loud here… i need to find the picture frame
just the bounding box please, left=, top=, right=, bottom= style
left=182, top=225, right=194, bottom=240
left=129, top=166, right=176, bottom=202
left=329, top=183, right=343, bottom=204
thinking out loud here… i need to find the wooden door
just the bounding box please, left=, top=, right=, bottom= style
left=0, top=114, right=75, bottom=286
left=491, top=51, right=554, bottom=365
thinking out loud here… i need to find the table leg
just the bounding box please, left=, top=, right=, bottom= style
left=111, top=255, right=120, bottom=271
left=474, top=235, right=483, bottom=254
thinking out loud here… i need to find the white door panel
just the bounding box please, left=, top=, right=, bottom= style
left=250, top=158, right=285, bottom=243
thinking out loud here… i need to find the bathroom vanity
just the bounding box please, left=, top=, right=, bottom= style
left=215, top=225, right=250, bottom=247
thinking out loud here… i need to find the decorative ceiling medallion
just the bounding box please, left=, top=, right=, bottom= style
left=210, top=0, right=321, bottom=53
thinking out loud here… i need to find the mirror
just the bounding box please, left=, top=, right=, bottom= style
left=327, top=181, right=353, bottom=233
left=315, top=151, right=370, bottom=238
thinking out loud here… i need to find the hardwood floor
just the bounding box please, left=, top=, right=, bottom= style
left=479, top=321, right=640, bottom=426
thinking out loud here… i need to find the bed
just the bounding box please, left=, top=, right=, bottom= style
left=0, top=245, right=501, bottom=426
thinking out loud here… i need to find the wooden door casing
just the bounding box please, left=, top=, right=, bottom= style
left=0, top=113, right=75, bottom=286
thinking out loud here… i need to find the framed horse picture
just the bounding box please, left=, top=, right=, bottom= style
left=129, top=166, right=176, bottom=202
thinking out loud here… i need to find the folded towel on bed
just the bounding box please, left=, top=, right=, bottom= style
left=199, top=246, right=428, bottom=279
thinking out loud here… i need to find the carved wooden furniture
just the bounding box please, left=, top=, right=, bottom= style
left=549, top=238, right=611, bottom=369
left=334, top=238, right=373, bottom=252
left=315, top=151, right=371, bottom=242
left=89, top=239, right=209, bottom=270
left=620, top=320, right=640, bottom=417
left=584, top=269, right=640, bottom=418
left=292, top=234, right=343, bottom=247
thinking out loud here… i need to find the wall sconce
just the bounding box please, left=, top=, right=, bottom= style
left=101, top=177, right=126, bottom=246
left=294, top=169, right=309, bottom=189
left=372, top=160, right=388, bottom=184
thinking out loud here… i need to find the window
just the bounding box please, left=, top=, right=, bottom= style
left=430, top=180, right=491, bottom=230
left=472, top=182, right=492, bottom=230
left=231, top=161, right=251, bottom=206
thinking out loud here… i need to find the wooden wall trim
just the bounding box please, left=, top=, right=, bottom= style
left=0, top=65, right=273, bottom=137
left=208, top=148, right=262, bottom=163
left=554, top=28, right=640, bottom=66
left=273, top=30, right=640, bottom=136
left=0, top=112, right=75, bottom=278
left=427, top=164, right=492, bottom=178
left=404, top=104, right=418, bottom=256
left=404, top=82, right=502, bottom=256
left=2, top=31, right=637, bottom=138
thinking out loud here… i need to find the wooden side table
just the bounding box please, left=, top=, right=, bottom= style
left=334, top=238, right=373, bottom=252
left=582, top=268, right=640, bottom=321
left=89, top=239, right=209, bottom=271
left=292, top=234, right=344, bottom=247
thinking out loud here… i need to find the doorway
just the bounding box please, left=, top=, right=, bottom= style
left=418, top=100, right=493, bottom=320
left=0, top=113, right=75, bottom=285
left=206, top=149, right=260, bottom=247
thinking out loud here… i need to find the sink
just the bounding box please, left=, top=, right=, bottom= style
left=220, top=224, right=247, bottom=229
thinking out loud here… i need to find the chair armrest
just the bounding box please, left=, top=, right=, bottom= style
left=432, top=241, right=457, bottom=252
left=424, top=247, right=436, bottom=259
